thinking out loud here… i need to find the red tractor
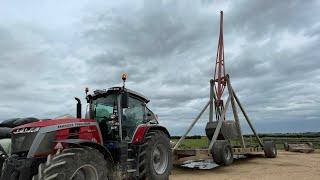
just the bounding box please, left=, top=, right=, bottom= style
left=1, top=74, right=172, bottom=180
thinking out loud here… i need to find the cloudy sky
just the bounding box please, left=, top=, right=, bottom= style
left=0, top=0, right=319, bottom=135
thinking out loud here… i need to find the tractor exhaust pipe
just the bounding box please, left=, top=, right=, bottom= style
left=74, top=97, right=82, bottom=118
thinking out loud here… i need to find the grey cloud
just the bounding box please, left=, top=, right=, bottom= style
left=0, top=0, right=320, bottom=135
left=226, top=0, right=320, bottom=40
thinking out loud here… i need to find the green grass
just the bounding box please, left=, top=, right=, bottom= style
left=171, top=137, right=209, bottom=149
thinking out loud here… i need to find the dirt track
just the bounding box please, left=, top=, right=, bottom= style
left=170, top=150, right=320, bottom=180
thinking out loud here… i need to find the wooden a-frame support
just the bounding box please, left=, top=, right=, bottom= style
left=173, top=75, right=263, bottom=153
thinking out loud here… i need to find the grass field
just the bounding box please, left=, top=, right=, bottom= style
left=171, top=137, right=209, bottom=149
left=171, top=136, right=320, bottom=149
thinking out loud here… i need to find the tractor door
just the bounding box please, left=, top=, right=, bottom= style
left=122, top=96, right=146, bottom=141
left=91, top=94, right=119, bottom=141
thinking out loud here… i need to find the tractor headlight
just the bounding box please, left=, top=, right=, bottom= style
left=27, top=127, right=40, bottom=133
left=13, top=127, right=40, bottom=134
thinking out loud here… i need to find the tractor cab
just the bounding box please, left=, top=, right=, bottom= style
left=85, top=86, right=157, bottom=144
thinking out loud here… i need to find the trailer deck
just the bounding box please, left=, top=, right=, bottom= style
left=173, top=146, right=264, bottom=164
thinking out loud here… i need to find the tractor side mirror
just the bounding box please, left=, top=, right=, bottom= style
left=121, top=91, right=129, bottom=108
left=146, top=112, right=152, bottom=121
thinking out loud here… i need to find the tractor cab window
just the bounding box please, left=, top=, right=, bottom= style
left=92, top=94, right=118, bottom=141
left=122, top=97, right=145, bottom=140
left=93, top=94, right=118, bottom=122
left=146, top=107, right=157, bottom=123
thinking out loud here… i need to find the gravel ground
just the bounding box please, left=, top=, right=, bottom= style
left=170, top=150, right=320, bottom=180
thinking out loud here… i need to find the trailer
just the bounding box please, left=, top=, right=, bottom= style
left=172, top=11, right=277, bottom=166
left=284, top=142, right=315, bottom=153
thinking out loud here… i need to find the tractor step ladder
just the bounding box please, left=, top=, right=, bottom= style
left=126, top=143, right=138, bottom=175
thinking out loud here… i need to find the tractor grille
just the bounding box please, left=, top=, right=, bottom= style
left=11, top=132, right=38, bottom=154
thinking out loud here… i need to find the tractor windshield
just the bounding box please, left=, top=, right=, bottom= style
left=92, top=94, right=119, bottom=141
left=92, top=94, right=118, bottom=122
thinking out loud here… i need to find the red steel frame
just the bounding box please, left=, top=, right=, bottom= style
left=214, top=11, right=226, bottom=110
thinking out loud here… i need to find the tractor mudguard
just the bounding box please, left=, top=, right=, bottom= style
left=131, top=124, right=170, bottom=145
left=55, top=139, right=114, bottom=163
left=147, top=124, right=171, bottom=138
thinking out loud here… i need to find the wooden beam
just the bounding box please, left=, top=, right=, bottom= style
left=209, top=79, right=214, bottom=122
left=173, top=100, right=211, bottom=150
left=232, top=88, right=264, bottom=147
left=226, top=76, right=246, bottom=148
left=232, top=147, right=263, bottom=155
left=208, top=95, right=231, bottom=151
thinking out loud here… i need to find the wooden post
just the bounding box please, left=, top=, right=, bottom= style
left=232, top=88, right=264, bottom=147
left=226, top=76, right=246, bottom=148
left=173, top=100, right=211, bottom=150
left=208, top=95, right=231, bottom=151
left=209, top=79, right=214, bottom=122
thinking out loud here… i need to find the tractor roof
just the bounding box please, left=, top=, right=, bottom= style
left=92, top=87, right=150, bottom=103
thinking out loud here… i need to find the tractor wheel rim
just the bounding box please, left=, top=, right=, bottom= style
left=152, top=144, right=168, bottom=175
left=71, top=164, right=98, bottom=180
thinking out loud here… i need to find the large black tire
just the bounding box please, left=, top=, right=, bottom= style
left=264, top=141, right=277, bottom=158
left=13, top=117, right=39, bottom=127
left=0, top=118, right=19, bottom=128
left=283, top=142, right=289, bottom=151
left=0, top=127, right=11, bottom=138
left=0, top=117, right=39, bottom=128
left=211, top=140, right=233, bottom=166
left=32, top=147, right=112, bottom=180
left=138, top=131, right=172, bottom=180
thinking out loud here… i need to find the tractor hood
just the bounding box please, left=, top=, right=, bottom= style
left=10, top=118, right=101, bottom=158
left=12, top=118, right=96, bottom=131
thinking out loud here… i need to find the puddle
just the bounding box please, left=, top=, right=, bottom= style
left=180, top=155, right=247, bottom=169
left=181, top=159, right=219, bottom=169
left=234, top=154, right=247, bottom=159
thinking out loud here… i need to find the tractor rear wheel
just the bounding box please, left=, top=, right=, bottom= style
left=211, top=140, right=233, bottom=166
left=32, top=147, right=111, bottom=180
left=138, top=131, right=172, bottom=180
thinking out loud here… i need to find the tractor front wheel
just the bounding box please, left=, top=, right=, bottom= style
left=32, top=147, right=111, bottom=180
left=138, top=131, right=172, bottom=180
